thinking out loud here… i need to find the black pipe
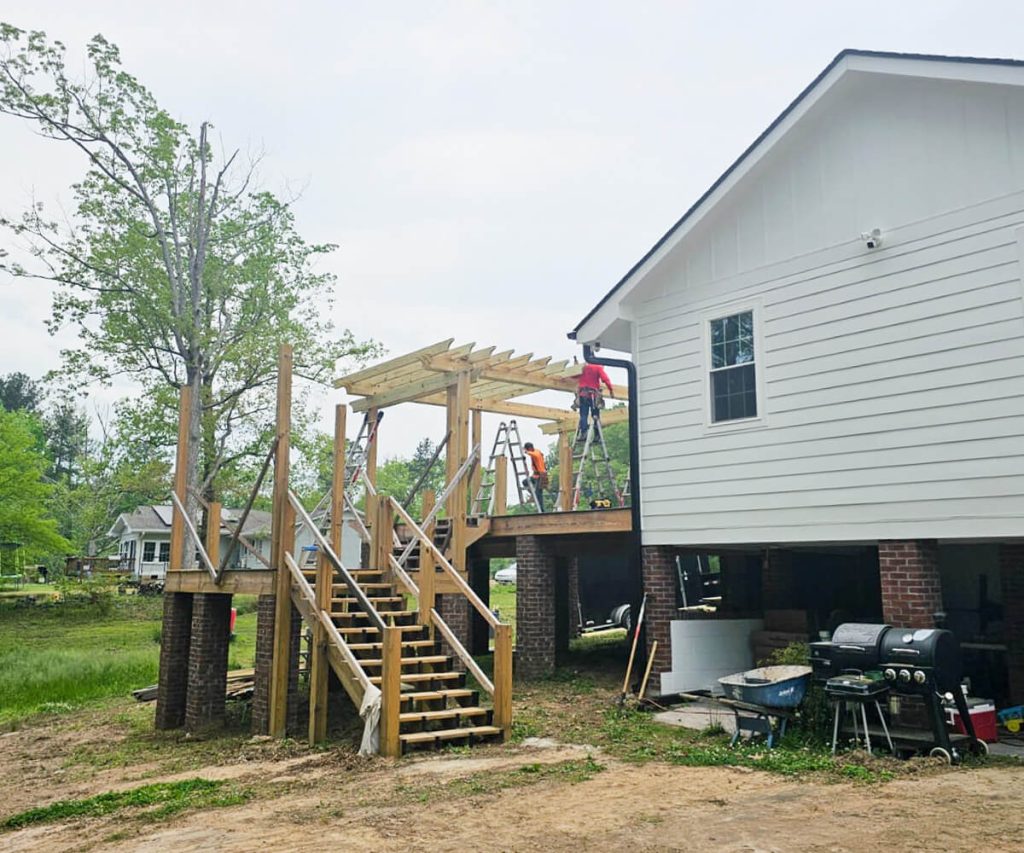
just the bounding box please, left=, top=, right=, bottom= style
left=580, top=341, right=647, bottom=684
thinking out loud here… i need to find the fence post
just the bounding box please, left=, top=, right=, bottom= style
left=493, top=623, right=513, bottom=740
left=380, top=624, right=402, bottom=757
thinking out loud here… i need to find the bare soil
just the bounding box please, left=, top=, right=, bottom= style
left=1, top=701, right=1021, bottom=853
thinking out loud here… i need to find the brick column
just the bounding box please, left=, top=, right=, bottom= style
left=186, top=593, right=232, bottom=731
left=567, top=556, right=581, bottom=637
left=286, top=607, right=302, bottom=737
left=879, top=540, right=942, bottom=628
left=516, top=535, right=557, bottom=679
left=1000, top=543, right=1024, bottom=704
left=155, top=592, right=193, bottom=730
left=641, top=546, right=676, bottom=693
left=251, top=594, right=276, bottom=735
left=439, top=593, right=471, bottom=671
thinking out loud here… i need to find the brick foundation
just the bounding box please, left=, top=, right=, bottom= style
left=439, top=593, right=471, bottom=670
left=568, top=557, right=581, bottom=637
left=515, top=535, right=557, bottom=679
left=1000, top=543, right=1024, bottom=704
left=286, top=606, right=302, bottom=737
left=155, top=592, right=193, bottom=730
left=762, top=549, right=797, bottom=610
left=879, top=540, right=942, bottom=628
left=185, top=593, right=232, bottom=731
left=251, top=594, right=276, bottom=735
left=641, top=546, right=676, bottom=693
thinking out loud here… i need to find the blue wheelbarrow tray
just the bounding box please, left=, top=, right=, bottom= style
left=718, top=665, right=812, bottom=709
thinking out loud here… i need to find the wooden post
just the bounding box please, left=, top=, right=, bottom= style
left=380, top=624, right=402, bottom=757
left=269, top=344, right=294, bottom=738
left=366, top=493, right=381, bottom=570
left=450, top=371, right=471, bottom=572
left=365, top=406, right=380, bottom=492
left=558, top=430, right=573, bottom=512
left=309, top=552, right=331, bottom=745
left=493, top=455, right=508, bottom=517
left=469, top=409, right=482, bottom=510
left=169, top=386, right=192, bottom=572
left=418, top=490, right=436, bottom=630
left=204, top=501, right=221, bottom=568
left=376, top=496, right=393, bottom=582
left=493, top=623, right=513, bottom=739
left=331, top=404, right=347, bottom=556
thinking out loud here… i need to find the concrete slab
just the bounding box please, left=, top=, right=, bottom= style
left=654, top=699, right=737, bottom=734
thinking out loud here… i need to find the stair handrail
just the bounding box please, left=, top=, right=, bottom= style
left=288, top=489, right=387, bottom=633
left=430, top=607, right=494, bottom=695
left=387, top=495, right=498, bottom=630
left=394, top=443, right=481, bottom=568
left=169, top=491, right=218, bottom=582
left=284, top=550, right=373, bottom=696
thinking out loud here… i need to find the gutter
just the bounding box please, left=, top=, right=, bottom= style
left=574, top=334, right=647, bottom=685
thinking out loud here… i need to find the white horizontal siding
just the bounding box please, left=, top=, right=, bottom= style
left=635, top=189, right=1024, bottom=545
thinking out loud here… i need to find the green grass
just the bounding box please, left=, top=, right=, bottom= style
left=0, top=582, right=59, bottom=599
left=1, top=778, right=251, bottom=830
left=0, top=591, right=257, bottom=725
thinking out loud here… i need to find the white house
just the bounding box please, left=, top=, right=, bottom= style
left=108, top=504, right=365, bottom=580
left=573, top=50, right=1024, bottom=703
left=108, top=505, right=273, bottom=579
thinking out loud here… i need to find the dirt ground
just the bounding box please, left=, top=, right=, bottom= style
left=2, top=702, right=1022, bottom=853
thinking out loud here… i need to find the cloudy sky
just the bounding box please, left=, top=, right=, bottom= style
left=3, top=0, right=1024, bottom=460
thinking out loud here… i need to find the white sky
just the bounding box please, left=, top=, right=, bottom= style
left=3, top=0, right=1024, bottom=460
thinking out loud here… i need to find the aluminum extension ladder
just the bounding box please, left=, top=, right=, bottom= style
left=345, top=410, right=383, bottom=489
left=571, top=408, right=623, bottom=510
left=471, top=419, right=541, bottom=514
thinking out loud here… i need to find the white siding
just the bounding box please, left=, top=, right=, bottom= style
left=631, top=73, right=1024, bottom=546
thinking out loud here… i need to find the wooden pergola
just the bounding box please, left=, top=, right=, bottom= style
left=335, top=338, right=628, bottom=525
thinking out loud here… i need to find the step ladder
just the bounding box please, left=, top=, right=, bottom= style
left=471, top=420, right=541, bottom=514
left=346, top=410, right=384, bottom=490
left=571, top=409, right=623, bottom=510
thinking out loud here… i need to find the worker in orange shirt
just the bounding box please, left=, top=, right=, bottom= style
left=575, top=362, right=614, bottom=440
left=522, top=442, right=548, bottom=513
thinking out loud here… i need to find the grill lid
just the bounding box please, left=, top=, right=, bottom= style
left=831, top=622, right=889, bottom=649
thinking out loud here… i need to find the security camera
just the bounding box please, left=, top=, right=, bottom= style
left=861, top=228, right=883, bottom=249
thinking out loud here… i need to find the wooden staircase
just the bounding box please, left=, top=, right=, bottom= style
left=298, top=560, right=503, bottom=751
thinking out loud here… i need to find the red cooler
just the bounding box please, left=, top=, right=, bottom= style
left=945, top=698, right=999, bottom=743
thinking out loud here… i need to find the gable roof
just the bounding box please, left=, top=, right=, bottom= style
left=570, top=48, right=1024, bottom=345
left=107, top=505, right=273, bottom=539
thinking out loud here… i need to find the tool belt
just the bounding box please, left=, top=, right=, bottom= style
left=574, top=388, right=605, bottom=411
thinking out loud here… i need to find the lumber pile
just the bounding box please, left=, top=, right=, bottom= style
left=132, top=668, right=256, bottom=703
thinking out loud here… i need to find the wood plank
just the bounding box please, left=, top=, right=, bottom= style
left=493, top=455, right=508, bottom=516
left=334, top=338, right=454, bottom=389
left=418, top=490, right=435, bottom=630
left=269, top=343, right=294, bottom=739
left=331, top=404, right=346, bottom=555
left=164, top=570, right=275, bottom=595
left=451, top=371, right=471, bottom=573
left=493, top=623, right=513, bottom=739
left=365, top=406, right=379, bottom=490
left=418, top=395, right=575, bottom=422
left=487, top=508, right=632, bottom=537
left=169, top=386, right=191, bottom=573
left=470, top=410, right=483, bottom=505
left=380, top=626, right=403, bottom=757
left=309, top=551, right=331, bottom=745
left=350, top=370, right=473, bottom=412
left=204, top=501, right=221, bottom=569
left=558, top=432, right=573, bottom=512
left=539, top=406, right=629, bottom=435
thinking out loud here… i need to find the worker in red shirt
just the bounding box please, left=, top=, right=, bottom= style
left=522, top=442, right=548, bottom=512
left=575, top=362, right=614, bottom=440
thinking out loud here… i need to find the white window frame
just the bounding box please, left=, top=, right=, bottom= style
left=142, top=540, right=156, bottom=563
left=700, top=298, right=767, bottom=432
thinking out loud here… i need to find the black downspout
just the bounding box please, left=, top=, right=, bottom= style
left=581, top=342, right=647, bottom=684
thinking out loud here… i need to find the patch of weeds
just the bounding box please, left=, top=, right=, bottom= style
left=1, top=778, right=252, bottom=830
left=510, top=715, right=541, bottom=743
left=699, top=722, right=727, bottom=738
left=38, top=701, right=76, bottom=715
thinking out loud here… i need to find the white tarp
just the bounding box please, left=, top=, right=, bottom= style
left=358, top=683, right=382, bottom=755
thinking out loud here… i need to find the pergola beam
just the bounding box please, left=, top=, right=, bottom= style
left=350, top=370, right=476, bottom=412
left=334, top=338, right=454, bottom=390
left=539, top=406, right=629, bottom=434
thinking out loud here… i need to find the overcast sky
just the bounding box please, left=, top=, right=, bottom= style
left=3, top=1, right=1024, bottom=461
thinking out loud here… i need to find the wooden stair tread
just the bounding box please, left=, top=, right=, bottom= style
left=333, top=596, right=404, bottom=605
left=399, top=688, right=475, bottom=703
left=399, top=725, right=501, bottom=745
left=331, top=610, right=417, bottom=620
left=336, top=624, right=425, bottom=635
left=369, top=671, right=463, bottom=685
left=400, top=707, right=488, bottom=723
left=346, top=640, right=436, bottom=651
left=358, top=655, right=450, bottom=667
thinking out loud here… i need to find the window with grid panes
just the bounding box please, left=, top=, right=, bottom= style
left=709, top=310, right=757, bottom=423
left=143, top=541, right=156, bottom=562
left=159, top=542, right=170, bottom=563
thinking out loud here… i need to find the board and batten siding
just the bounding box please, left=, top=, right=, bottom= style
left=634, top=188, right=1024, bottom=546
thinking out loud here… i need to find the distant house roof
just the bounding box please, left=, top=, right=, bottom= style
left=107, top=505, right=273, bottom=539
left=571, top=48, right=1024, bottom=347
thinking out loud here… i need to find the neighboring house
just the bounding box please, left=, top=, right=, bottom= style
left=108, top=504, right=365, bottom=580
left=108, top=505, right=272, bottom=579
left=573, top=50, right=1024, bottom=703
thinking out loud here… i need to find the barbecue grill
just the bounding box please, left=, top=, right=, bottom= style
left=813, top=622, right=986, bottom=763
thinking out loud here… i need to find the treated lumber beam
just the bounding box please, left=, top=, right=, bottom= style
left=350, top=370, right=475, bottom=412
left=169, top=387, right=191, bottom=573
left=165, top=569, right=275, bottom=595
left=334, top=338, right=454, bottom=389
left=487, top=507, right=632, bottom=537
left=539, top=406, right=629, bottom=435
left=417, top=394, right=573, bottom=422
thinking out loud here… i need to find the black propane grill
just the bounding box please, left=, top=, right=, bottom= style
left=813, top=623, right=983, bottom=762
